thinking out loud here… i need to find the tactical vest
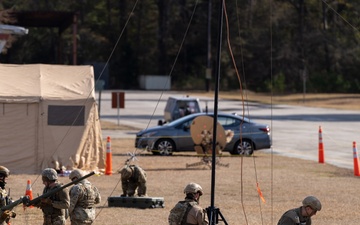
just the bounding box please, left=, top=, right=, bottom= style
left=42, top=183, right=63, bottom=216
left=76, top=183, right=96, bottom=208
left=168, top=200, right=198, bottom=225
left=0, top=188, right=8, bottom=208
left=283, top=209, right=309, bottom=225
left=129, top=166, right=139, bottom=182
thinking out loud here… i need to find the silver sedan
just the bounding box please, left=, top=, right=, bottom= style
left=135, top=112, right=271, bottom=156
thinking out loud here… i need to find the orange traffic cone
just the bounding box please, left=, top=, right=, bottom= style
left=318, top=126, right=325, bottom=163
left=105, top=136, right=112, bottom=175
left=25, top=180, right=33, bottom=208
left=353, top=141, right=360, bottom=176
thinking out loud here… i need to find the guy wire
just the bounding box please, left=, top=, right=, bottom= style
left=225, top=2, right=249, bottom=224
left=95, top=0, right=202, bottom=220
left=321, top=0, right=360, bottom=34
left=25, top=1, right=140, bottom=224
left=144, top=0, right=201, bottom=131
left=227, top=0, right=268, bottom=224
left=269, top=0, right=274, bottom=224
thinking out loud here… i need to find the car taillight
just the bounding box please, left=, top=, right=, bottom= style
left=259, top=127, right=270, bottom=133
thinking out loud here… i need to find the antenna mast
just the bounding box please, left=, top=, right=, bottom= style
left=206, top=0, right=228, bottom=224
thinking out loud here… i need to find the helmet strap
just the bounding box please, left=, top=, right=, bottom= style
left=0, top=181, right=5, bottom=189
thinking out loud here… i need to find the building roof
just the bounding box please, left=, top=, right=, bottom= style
left=10, top=11, right=75, bottom=33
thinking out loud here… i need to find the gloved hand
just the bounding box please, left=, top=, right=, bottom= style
left=3, top=211, right=16, bottom=224
left=9, top=211, right=16, bottom=218
left=1, top=210, right=11, bottom=220
left=40, top=198, right=52, bottom=205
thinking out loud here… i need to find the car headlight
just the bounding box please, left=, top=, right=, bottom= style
left=142, top=131, right=157, bottom=138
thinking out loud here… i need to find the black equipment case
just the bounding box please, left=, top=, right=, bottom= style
left=108, top=196, right=165, bottom=209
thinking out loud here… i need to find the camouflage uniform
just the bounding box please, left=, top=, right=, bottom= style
left=277, top=196, right=322, bottom=225
left=40, top=168, right=70, bottom=225
left=0, top=187, right=8, bottom=225
left=0, top=166, right=15, bottom=225
left=69, top=169, right=101, bottom=225
left=169, top=199, right=208, bottom=225
left=169, top=183, right=208, bottom=225
left=119, top=165, right=147, bottom=197
left=277, top=207, right=311, bottom=225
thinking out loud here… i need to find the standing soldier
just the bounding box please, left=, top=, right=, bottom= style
left=0, top=166, right=16, bottom=225
left=119, top=164, right=147, bottom=197
left=40, top=168, right=70, bottom=225
left=68, top=169, right=101, bottom=225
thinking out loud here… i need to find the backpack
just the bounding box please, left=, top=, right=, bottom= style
left=168, top=200, right=197, bottom=225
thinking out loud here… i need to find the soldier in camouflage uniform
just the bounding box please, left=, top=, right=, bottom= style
left=168, top=182, right=208, bottom=225
left=277, top=196, right=322, bottom=225
left=119, top=165, right=147, bottom=197
left=39, top=168, right=70, bottom=225
left=68, top=169, right=101, bottom=225
left=0, top=166, right=16, bottom=225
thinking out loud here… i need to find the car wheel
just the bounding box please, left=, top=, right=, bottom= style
left=231, top=139, right=254, bottom=156
left=153, top=139, right=175, bottom=156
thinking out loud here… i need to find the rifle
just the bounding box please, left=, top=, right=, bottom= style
left=0, top=197, right=25, bottom=212
left=1, top=171, right=96, bottom=211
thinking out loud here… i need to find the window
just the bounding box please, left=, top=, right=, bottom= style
left=48, top=105, right=85, bottom=126
left=217, top=116, right=239, bottom=127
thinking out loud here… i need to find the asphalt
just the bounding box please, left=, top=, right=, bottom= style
left=97, top=90, right=360, bottom=170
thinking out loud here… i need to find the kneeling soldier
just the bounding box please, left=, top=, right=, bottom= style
left=119, top=165, right=147, bottom=197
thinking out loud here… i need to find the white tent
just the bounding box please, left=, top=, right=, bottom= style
left=0, top=64, right=105, bottom=174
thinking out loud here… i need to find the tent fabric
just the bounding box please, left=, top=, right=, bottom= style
left=0, top=63, right=105, bottom=174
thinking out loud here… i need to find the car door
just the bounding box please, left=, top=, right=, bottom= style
left=217, top=115, right=244, bottom=145
left=173, top=118, right=195, bottom=151
left=218, top=115, right=240, bottom=131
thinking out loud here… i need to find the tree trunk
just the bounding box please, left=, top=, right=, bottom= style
left=156, top=0, right=168, bottom=75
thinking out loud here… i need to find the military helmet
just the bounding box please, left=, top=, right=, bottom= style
left=0, top=166, right=10, bottom=177
left=184, top=182, right=203, bottom=196
left=119, top=166, right=132, bottom=180
left=42, top=168, right=58, bottom=181
left=302, top=196, right=322, bottom=211
left=69, top=169, right=84, bottom=180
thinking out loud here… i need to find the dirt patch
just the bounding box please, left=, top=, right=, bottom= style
left=8, top=93, right=360, bottom=224
left=8, top=138, right=360, bottom=225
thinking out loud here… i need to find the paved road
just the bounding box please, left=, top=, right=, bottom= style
left=97, top=90, right=360, bottom=170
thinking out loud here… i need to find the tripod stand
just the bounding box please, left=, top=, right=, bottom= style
left=206, top=206, right=229, bottom=225
left=186, top=134, right=229, bottom=169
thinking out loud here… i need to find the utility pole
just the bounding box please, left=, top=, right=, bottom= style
left=300, top=0, right=306, bottom=103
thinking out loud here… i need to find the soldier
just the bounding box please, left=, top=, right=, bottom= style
left=119, top=165, right=147, bottom=197
left=277, top=195, right=322, bottom=225
left=39, top=168, right=70, bottom=225
left=68, top=169, right=101, bottom=225
left=168, top=182, right=208, bottom=225
left=0, top=166, right=15, bottom=225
